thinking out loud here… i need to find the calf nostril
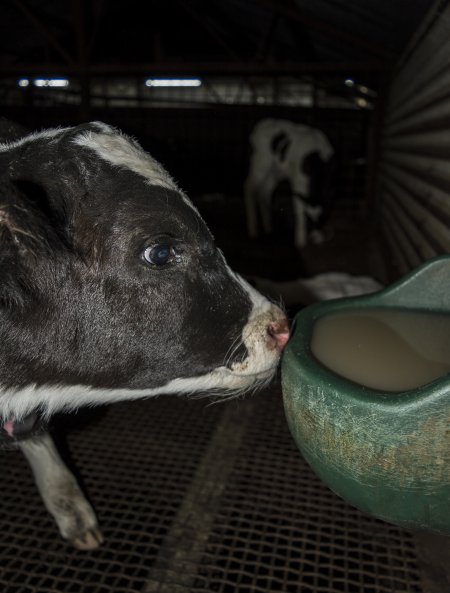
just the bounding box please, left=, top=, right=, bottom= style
left=267, top=318, right=290, bottom=352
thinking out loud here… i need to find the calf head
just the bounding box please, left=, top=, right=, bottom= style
left=0, top=122, right=288, bottom=420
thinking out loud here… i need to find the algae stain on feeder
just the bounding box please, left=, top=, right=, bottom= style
left=281, top=255, right=450, bottom=535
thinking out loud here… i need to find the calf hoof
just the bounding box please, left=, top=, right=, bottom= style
left=71, top=526, right=104, bottom=550
left=48, top=483, right=104, bottom=550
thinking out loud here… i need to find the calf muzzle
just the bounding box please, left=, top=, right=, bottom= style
left=267, top=318, right=290, bottom=352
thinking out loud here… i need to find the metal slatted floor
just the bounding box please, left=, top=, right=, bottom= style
left=0, top=383, right=426, bottom=593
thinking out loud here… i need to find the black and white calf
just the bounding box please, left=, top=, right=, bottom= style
left=244, top=118, right=334, bottom=248
left=0, top=120, right=289, bottom=549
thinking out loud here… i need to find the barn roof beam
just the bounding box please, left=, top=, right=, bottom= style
left=176, top=0, right=241, bottom=61
left=253, top=0, right=394, bottom=61
left=256, top=13, right=280, bottom=62
left=71, top=0, right=90, bottom=118
left=86, top=0, right=107, bottom=59
left=72, top=0, right=87, bottom=66
left=0, top=60, right=386, bottom=77
left=12, top=0, right=74, bottom=65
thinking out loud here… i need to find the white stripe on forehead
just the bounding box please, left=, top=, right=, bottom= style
left=0, top=126, right=71, bottom=152
left=73, top=130, right=200, bottom=214
left=73, top=131, right=178, bottom=190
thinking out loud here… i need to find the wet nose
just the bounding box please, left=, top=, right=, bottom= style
left=267, top=318, right=290, bottom=352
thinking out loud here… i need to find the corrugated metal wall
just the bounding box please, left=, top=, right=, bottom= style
left=378, top=2, right=450, bottom=276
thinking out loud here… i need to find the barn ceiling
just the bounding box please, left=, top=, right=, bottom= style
left=0, top=0, right=436, bottom=88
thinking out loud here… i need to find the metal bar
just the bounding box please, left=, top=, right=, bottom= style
left=256, top=12, right=279, bottom=61
left=202, top=79, right=223, bottom=103
left=388, top=3, right=450, bottom=112
left=381, top=176, right=446, bottom=255
left=382, top=130, right=450, bottom=158
left=72, top=0, right=87, bottom=65
left=177, top=0, right=240, bottom=61
left=389, top=55, right=450, bottom=119
left=381, top=161, right=450, bottom=222
left=72, top=0, right=90, bottom=119
left=382, top=204, right=421, bottom=269
left=321, top=0, right=388, bottom=32
left=12, top=0, right=74, bottom=65
left=0, top=61, right=385, bottom=77
left=383, top=150, right=450, bottom=189
left=389, top=19, right=450, bottom=103
left=386, top=100, right=450, bottom=137
left=142, top=399, right=255, bottom=593
left=383, top=189, right=437, bottom=261
left=382, top=220, right=411, bottom=276
left=378, top=4, right=450, bottom=274
left=386, top=66, right=450, bottom=126
left=87, top=0, right=107, bottom=58
left=393, top=0, right=447, bottom=74
left=366, top=90, right=388, bottom=217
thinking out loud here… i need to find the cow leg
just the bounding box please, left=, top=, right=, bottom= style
left=304, top=204, right=324, bottom=244
left=19, top=432, right=103, bottom=550
left=292, top=195, right=308, bottom=248
left=258, top=176, right=277, bottom=236
left=245, top=169, right=278, bottom=238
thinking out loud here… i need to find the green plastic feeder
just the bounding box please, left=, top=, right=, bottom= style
left=282, top=255, right=450, bottom=535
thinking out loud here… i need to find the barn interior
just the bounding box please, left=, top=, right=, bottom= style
left=1, top=1, right=450, bottom=592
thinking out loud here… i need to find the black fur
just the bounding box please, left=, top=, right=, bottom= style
left=0, top=122, right=252, bottom=391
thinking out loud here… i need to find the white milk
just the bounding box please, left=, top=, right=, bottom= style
left=311, top=309, right=450, bottom=392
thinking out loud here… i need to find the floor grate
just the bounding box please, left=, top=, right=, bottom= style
left=0, top=384, right=425, bottom=593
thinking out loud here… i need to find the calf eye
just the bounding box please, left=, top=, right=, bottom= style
left=143, top=243, right=176, bottom=266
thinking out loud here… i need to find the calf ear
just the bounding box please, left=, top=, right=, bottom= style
left=0, top=178, right=70, bottom=308
left=11, top=179, right=71, bottom=249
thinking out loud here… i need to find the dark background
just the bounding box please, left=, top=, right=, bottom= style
left=0, top=0, right=434, bottom=287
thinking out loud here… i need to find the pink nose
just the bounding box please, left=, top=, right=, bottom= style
left=267, top=318, right=290, bottom=352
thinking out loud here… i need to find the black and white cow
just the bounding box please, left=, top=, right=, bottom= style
left=244, top=119, right=334, bottom=248
left=0, top=119, right=289, bottom=549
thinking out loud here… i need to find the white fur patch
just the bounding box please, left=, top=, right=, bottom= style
left=0, top=285, right=284, bottom=420
left=73, top=130, right=200, bottom=214
left=0, top=361, right=277, bottom=421
left=73, top=131, right=177, bottom=190
left=0, top=127, right=71, bottom=152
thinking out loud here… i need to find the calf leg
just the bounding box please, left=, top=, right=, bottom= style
left=292, top=195, right=309, bottom=248
left=258, top=174, right=279, bottom=236
left=245, top=173, right=277, bottom=238
left=19, top=432, right=103, bottom=550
